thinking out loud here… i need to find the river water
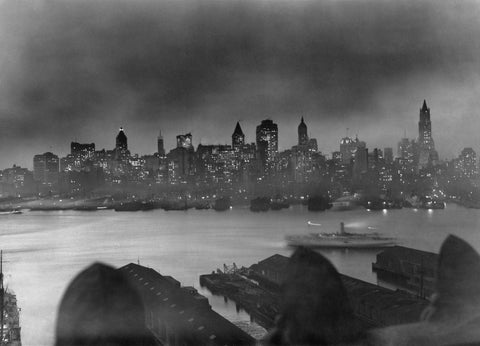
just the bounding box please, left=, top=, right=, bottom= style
left=1, top=204, right=480, bottom=345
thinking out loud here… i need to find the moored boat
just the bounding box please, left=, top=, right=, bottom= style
left=250, top=197, right=270, bottom=212
left=213, top=197, right=231, bottom=211
left=286, top=222, right=396, bottom=249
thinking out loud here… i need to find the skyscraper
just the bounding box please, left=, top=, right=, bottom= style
left=459, top=148, right=477, bottom=178
left=340, top=135, right=365, bottom=164
left=298, top=117, right=308, bottom=146
left=157, top=131, right=165, bottom=156
left=418, top=100, right=438, bottom=168
left=71, top=142, right=95, bottom=160
left=115, top=127, right=128, bottom=160
left=176, top=133, right=193, bottom=150
left=33, top=152, right=59, bottom=184
left=256, top=119, right=278, bottom=173
left=232, top=122, right=245, bottom=149
left=116, top=127, right=128, bottom=151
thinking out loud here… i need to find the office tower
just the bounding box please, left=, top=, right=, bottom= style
left=157, top=131, right=165, bottom=156
left=176, top=133, right=193, bottom=150
left=71, top=142, right=95, bottom=160
left=256, top=119, right=278, bottom=173
left=116, top=127, right=128, bottom=151
left=384, top=148, right=393, bottom=164
left=33, top=152, right=59, bottom=184
left=232, top=122, right=245, bottom=149
left=353, top=146, right=368, bottom=180
left=459, top=148, right=477, bottom=178
left=298, top=117, right=308, bottom=146
left=418, top=100, right=438, bottom=168
left=340, top=135, right=365, bottom=164
left=115, top=127, right=129, bottom=161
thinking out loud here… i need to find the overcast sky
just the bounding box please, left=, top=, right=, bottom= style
left=1, top=0, right=480, bottom=169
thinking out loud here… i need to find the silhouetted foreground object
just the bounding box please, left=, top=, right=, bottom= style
left=263, top=247, right=364, bottom=346
left=55, top=263, right=158, bottom=346
left=370, top=235, right=480, bottom=345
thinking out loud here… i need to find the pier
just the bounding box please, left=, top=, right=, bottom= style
left=372, top=246, right=438, bottom=299
left=201, top=253, right=429, bottom=330
left=119, top=263, right=255, bottom=346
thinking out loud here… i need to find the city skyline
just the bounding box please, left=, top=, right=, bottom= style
left=0, top=103, right=474, bottom=171
left=1, top=1, right=480, bottom=168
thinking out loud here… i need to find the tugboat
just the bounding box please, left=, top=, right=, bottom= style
left=286, top=222, right=396, bottom=249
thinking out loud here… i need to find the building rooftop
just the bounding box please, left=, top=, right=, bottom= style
left=119, top=263, right=254, bottom=346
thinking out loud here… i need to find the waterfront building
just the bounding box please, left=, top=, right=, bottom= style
left=256, top=119, right=278, bottom=174
left=250, top=254, right=289, bottom=286
left=0, top=165, right=35, bottom=197
left=417, top=100, right=438, bottom=168
left=232, top=122, right=245, bottom=150
left=373, top=246, right=437, bottom=299
left=157, top=131, right=165, bottom=156
left=33, top=152, right=59, bottom=185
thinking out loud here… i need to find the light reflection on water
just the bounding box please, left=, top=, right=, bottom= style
left=0, top=203, right=479, bottom=345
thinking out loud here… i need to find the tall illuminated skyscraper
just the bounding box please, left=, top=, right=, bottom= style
left=116, top=127, right=128, bottom=151
left=157, top=130, right=165, bottom=156
left=33, top=152, right=59, bottom=184
left=115, top=127, right=128, bottom=160
left=298, top=117, right=308, bottom=146
left=418, top=100, right=438, bottom=167
left=256, top=119, right=278, bottom=173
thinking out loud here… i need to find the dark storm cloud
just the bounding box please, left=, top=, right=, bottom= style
left=0, top=0, right=479, bottom=167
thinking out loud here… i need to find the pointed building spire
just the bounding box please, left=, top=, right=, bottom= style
left=232, top=121, right=245, bottom=149
left=233, top=121, right=244, bottom=136
left=422, top=99, right=428, bottom=111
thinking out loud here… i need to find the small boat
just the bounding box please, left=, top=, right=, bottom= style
left=307, top=221, right=322, bottom=227
left=0, top=210, right=22, bottom=215
left=286, top=222, right=396, bottom=249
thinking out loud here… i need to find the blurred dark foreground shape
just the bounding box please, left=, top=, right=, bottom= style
left=264, top=235, right=480, bottom=346
left=55, top=263, right=158, bottom=346
left=262, top=246, right=365, bottom=346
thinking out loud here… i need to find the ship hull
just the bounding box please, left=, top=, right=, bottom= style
left=286, top=236, right=396, bottom=249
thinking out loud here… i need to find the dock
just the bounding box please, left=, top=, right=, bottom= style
left=372, top=246, right=438, bottom=299
left=119, top=263, right=255, bottom=346
left=201, top=253, right=429, bottom=330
